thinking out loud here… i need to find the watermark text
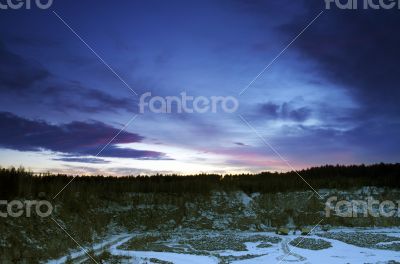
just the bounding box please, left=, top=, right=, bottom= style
left=0, top=200, right=53, bottom=218
left=325, top=196, right=400, bottom=218
left=325, top=0, right=400, bottom=9
left=0, top=0, right=53, bottom=10
left=139, top=92, right=239, bottom=114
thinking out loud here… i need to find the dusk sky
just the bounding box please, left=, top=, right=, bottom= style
left=1, top=0, right=399, bottom=175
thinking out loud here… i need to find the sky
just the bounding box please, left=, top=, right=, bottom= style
left=0, top=0, right=399, bottom=175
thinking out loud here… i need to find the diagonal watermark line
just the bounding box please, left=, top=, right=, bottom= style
left=53, top=10, right=138, bottom=96
left=53, top=114, right=139, bottom=199
left=277, top=218, right=324, bottom=264
left=238, top=114, right=322, bottom=199
left=51, top=218, right=99, bottom=264
left=239, top=10, right=324, bottom=96
left=94, top=114, right=138, bottom=157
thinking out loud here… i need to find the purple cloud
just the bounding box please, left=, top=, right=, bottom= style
left=53, top=157, right=111, bottom=164
left=0, top=112, right=167, bottom=160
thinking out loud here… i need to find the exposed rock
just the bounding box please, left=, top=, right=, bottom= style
left=289, top=237, right=332, bottom=250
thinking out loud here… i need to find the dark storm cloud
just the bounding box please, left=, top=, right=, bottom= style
left=280, top=0, right=400, bottom=118
left=231, top=0, right=400, bottom=164
left=42, top=82, right=137, bottom=113
left=230, top=0, right=400, bottom=119
left=0, top=41, right=136, bottom=114
left=0, top=42, right=50, bottom=90
left=259, top=102, right=312, bottom=122
left=0, top=112, right=166, bottom=160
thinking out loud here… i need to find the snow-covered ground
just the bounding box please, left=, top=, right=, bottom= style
left=47, top=228, right=400, bottom=264
left=239, top=232, right=400, bottom=264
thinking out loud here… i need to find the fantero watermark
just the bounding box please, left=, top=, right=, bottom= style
left=0, top=200, right=53, bottom=218
left=325, top=0, right=400, bottom=9
left=325, top=196, right=400, bottom=218
left=0, top=0, right=53, bottom=10
left=139, top=92, right=239, bottom=114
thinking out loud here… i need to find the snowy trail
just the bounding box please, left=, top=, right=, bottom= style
left=277, top=238, right=306, bottom=262
left=46, top=233, right=134, bottom=264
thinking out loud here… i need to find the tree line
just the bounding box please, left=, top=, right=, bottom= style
left=1, top=163, right=400, bottom=200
